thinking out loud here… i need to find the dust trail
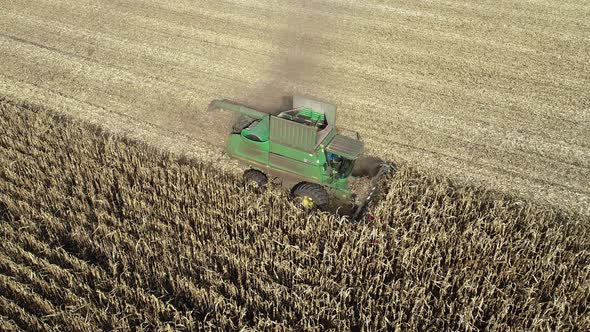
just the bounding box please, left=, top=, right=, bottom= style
left=194, top=1, right=335, bottom=150
left=234, top=0, right=335, bottom=113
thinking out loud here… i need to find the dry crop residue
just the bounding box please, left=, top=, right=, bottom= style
left=0, top=0, right=588, bottom=216
left=1, top=97, right=589, bottom=330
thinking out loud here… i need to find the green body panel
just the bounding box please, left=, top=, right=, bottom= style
left=269, top=142, right=322, bottom=181
left=242, top=116, right=270, bottom=142
left=226, top=134, right=269, bottom=166
left=218, top=97, right=361, bottom=201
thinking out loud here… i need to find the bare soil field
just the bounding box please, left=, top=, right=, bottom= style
left=1, top=97, right=589, bottom=330
left=0, top=0, right=589, bottom=215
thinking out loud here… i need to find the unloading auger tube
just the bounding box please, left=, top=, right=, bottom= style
left=351, top=162, right=398, bottom=223
left=207, top=99, right=267, bottom=120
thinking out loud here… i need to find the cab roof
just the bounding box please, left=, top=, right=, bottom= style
left=326, top=134, right=364, bottom=160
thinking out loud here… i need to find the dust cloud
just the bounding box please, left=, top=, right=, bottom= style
left=234, top=1, right=334, bottom=114
left=194, top=1, right=335, bottom=150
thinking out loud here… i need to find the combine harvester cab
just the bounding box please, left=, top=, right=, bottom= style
left=208, top=96, right=396, bottom=222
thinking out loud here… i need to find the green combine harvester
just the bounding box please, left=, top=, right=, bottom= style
left=208, top=96, right=396, bottom=221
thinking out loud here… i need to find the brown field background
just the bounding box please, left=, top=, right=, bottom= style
left=1, top=98, right=589, bottom=330
left=0, top=0, right=588, bottom=216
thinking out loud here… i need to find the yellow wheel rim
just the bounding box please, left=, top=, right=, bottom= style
left=301, top=195, right=315, bottom=209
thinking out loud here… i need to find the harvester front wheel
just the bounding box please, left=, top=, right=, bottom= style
left=293, top=183, right=329, bottom=211
left=243, top=169, right=267, bottom=192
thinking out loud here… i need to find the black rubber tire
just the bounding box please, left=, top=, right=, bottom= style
left=232, top=116, right=255, bottom=134
left=292, top=183, right=329, bottom=211
left=243, top=169, right=267, bottom=191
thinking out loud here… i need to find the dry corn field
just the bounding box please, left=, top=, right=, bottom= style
left=1, top=98, right=589, bottom=330
left=1, top=0, right=590, bottom=330
left=0, top=0, right=589, bottom=216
